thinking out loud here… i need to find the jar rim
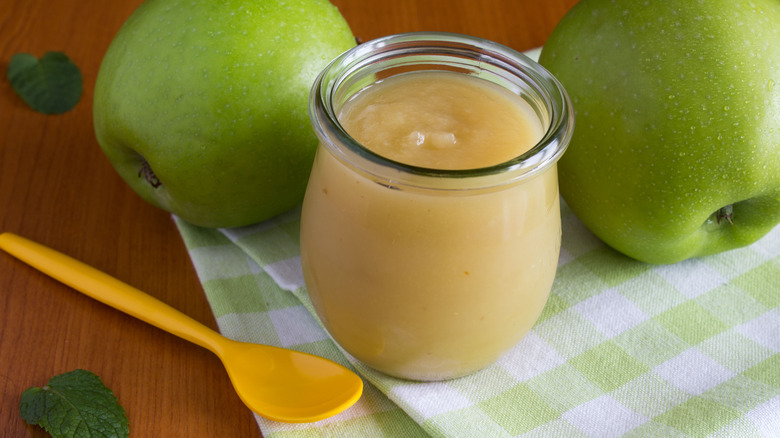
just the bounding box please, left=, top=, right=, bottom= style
left=309, top=31, right=574, bottom=191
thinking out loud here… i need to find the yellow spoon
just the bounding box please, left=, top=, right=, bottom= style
left=0, top=232, right=362, bottom=423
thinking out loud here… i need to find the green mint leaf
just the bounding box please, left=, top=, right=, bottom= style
left=19, top=369, right=129, bottom=438
left=7, top=51, right=83, bottom=114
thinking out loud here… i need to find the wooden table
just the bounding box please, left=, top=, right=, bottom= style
left=0, top=0, right=578, bottom=435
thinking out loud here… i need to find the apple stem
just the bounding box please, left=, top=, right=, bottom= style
left=715, top=205, right=734, bottom=225
left=138, top=160, right=162, bottom=188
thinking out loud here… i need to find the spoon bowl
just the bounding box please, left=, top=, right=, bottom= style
left=0, top=232, right=363, bottom=423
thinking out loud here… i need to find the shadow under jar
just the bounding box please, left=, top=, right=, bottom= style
left=301, top=32, right=574, bottom=381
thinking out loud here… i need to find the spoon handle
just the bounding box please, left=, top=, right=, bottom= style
left=0, top=232, right=224, bottom=354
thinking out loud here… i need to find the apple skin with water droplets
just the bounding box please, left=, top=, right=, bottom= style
left=539, top=0, right=780, bottom=264
left=94, top=0, right=356, bottom=228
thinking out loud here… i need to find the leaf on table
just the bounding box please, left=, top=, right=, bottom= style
left=19, top=369, right=129, bottom=438
left=7, top=51, right=83, bottom=114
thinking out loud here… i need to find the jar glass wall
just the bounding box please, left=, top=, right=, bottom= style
left=301, top=32, right=573, bottom=381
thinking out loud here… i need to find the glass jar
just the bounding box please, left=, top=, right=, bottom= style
left=301, top=32, right=573, bottom=381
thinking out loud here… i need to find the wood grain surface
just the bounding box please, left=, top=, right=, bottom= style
left=0, top=0, right=578, bottom=436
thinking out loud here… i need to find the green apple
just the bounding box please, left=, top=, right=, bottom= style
left=94, top=0, right=355, bottom=228
left=539, top=0, right=780, bottom=264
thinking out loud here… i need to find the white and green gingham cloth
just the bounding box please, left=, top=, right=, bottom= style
left=174, top=195, right=779, bottom=438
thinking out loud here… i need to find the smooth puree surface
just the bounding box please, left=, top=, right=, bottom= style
left=301, top=71, right=560, bottom=380
left=338, top=71, right=544, bottom=169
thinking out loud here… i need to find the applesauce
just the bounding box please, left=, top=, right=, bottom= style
left=337, top=72, right=544, bottom=170
left=302, top=33, right=574, bottom=381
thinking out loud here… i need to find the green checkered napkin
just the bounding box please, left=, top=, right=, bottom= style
left=174, top=196, right=779, bottom=438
